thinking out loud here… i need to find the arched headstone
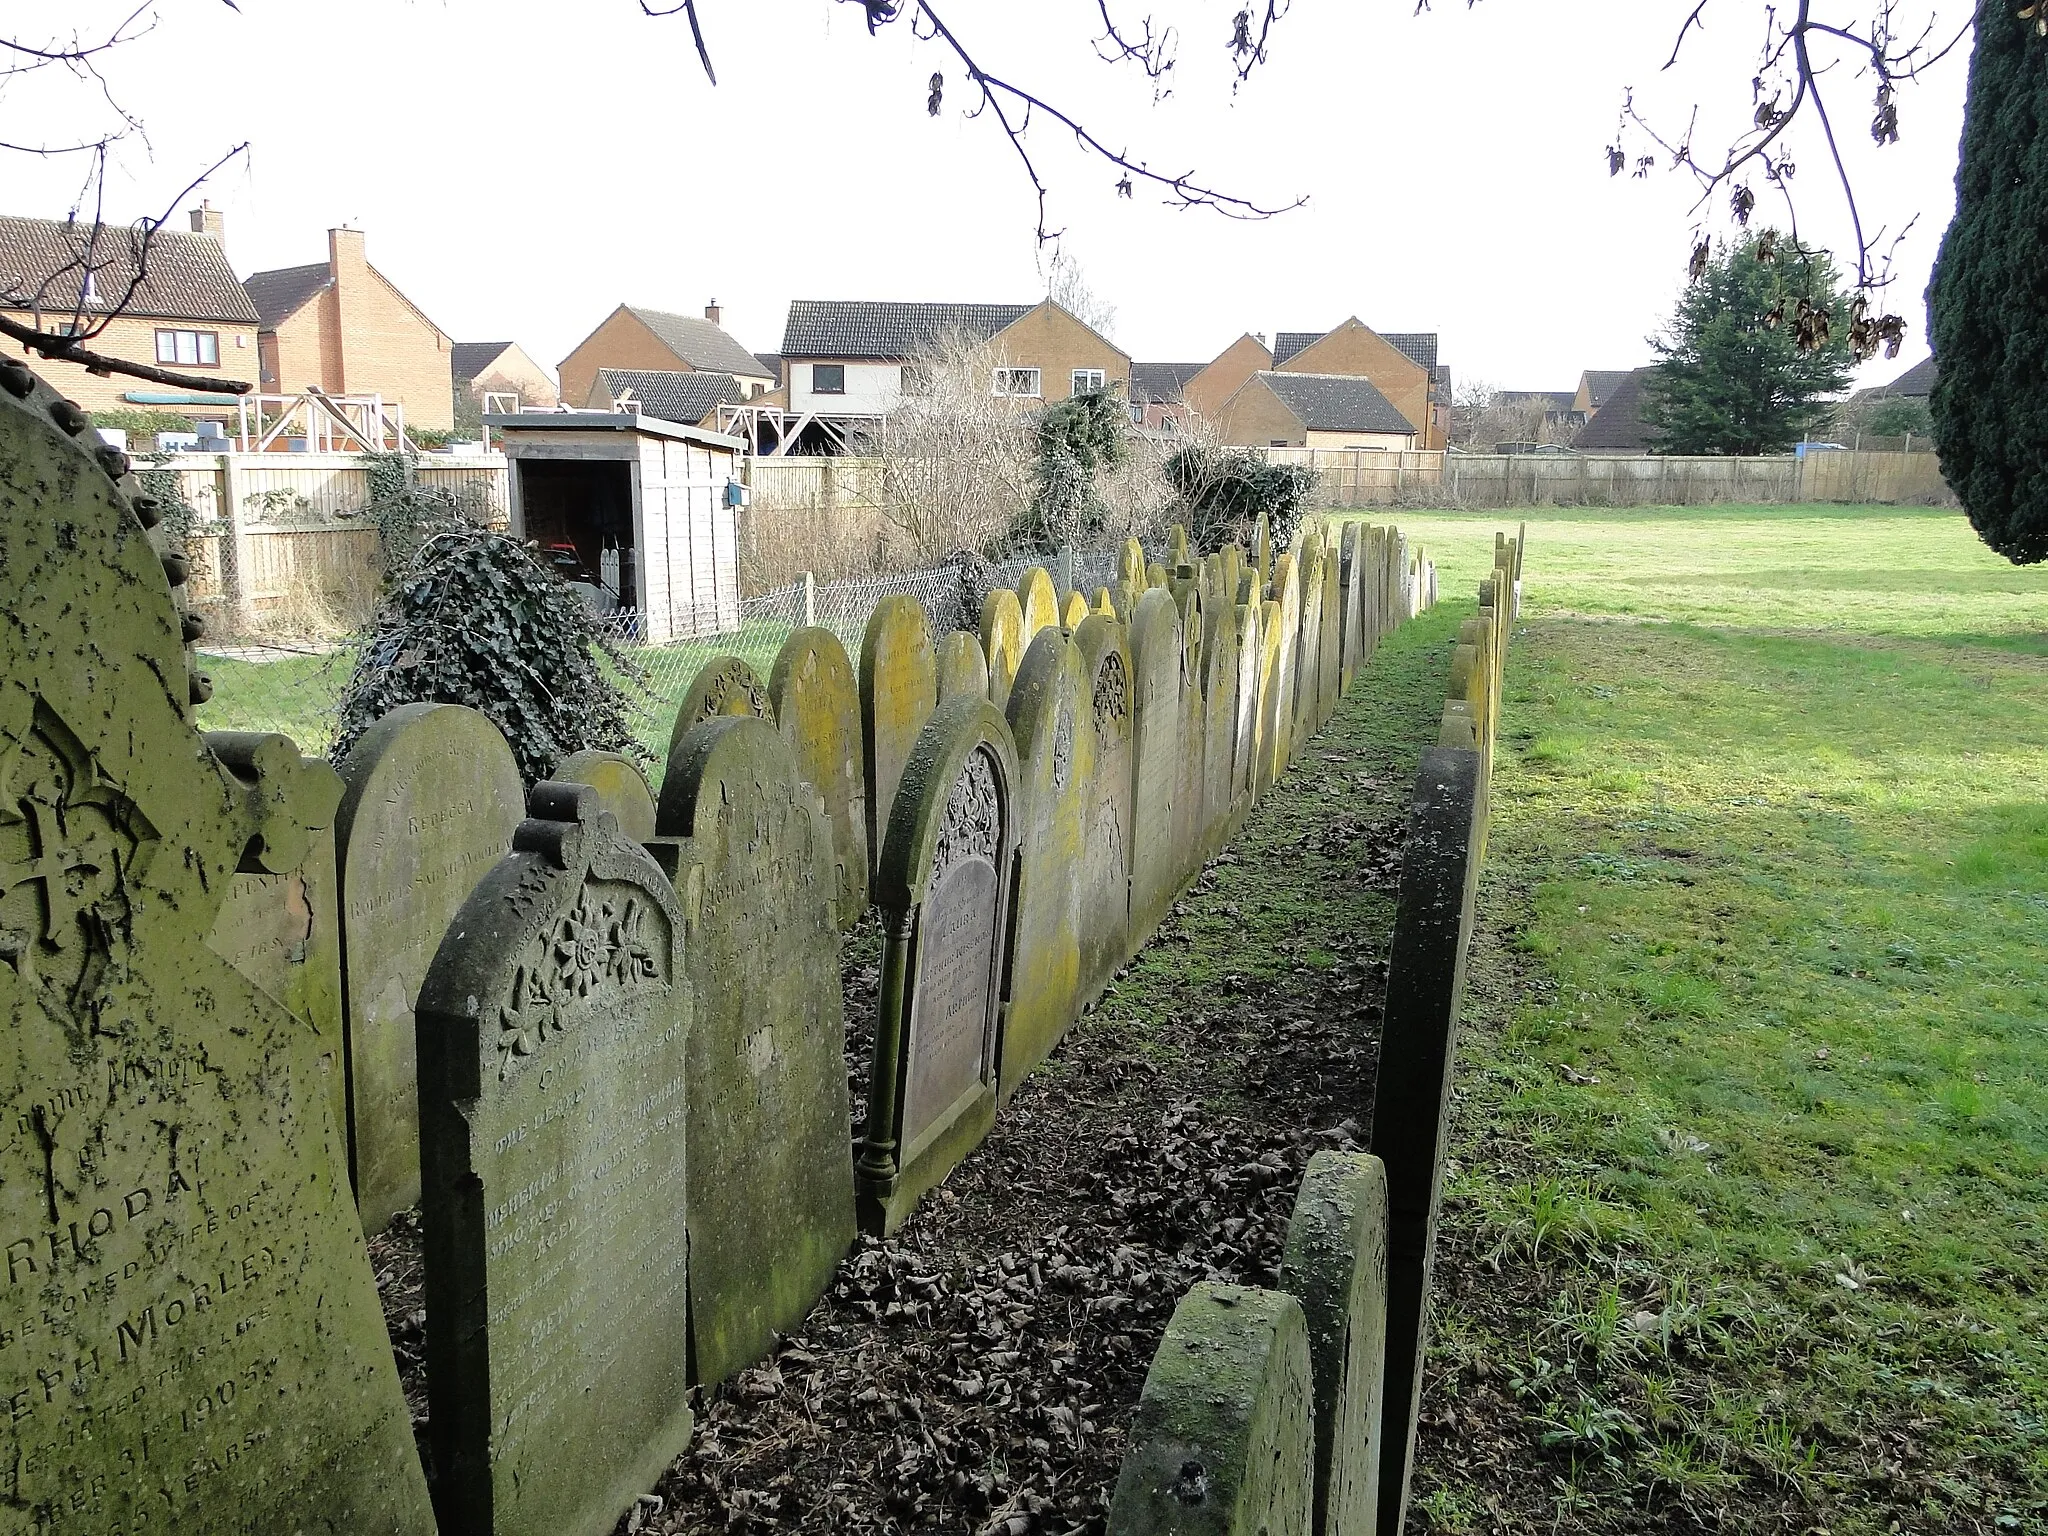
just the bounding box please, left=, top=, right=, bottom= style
left=1337, top=521, right=1364, bottom=695
left=1234, top=598, right=1263, bottom=821
left=1061, top=589, right=1090, bottom=629
left=672, top=655, right=773, bottom=753
left=660, top=717, right=854, bottom=1387
left=1093, top=585, right=1117, bottom=616
left=1279, top=1152, right=1390, bottom=1536
left=998, top=626, right=1093, bottom=1093
left=0, top=369, right=434, bottom=1532
left=1318, top=529, right=1343, bottom=726
left=1109, top=1283, right=1315, bottom=1536
left=1126, top=589, right=1182, bottom=952
left=556, top=748, right=657, bottom=842
left=1074, top=615, right=1134, bottom=1004
left=1258, top=596, right=1288, bottom=796
left=938, top=629, right=992, bottom=703
left=1016, top=566, right=1059, bottom=649
left=335, top=701, right=526, bottom=1232
left=860, top=594, right=939, bottom=884
left=1201, top=595, right=1240, bottom=856
left=770, top=624, right=870, bottom=926
left=1264, top=555, right=1301, bottom=786
left=1170, top=581, right=1207, bottom=893
left=1117, top=537, right=1146, bottom=590
left=980, top=587, right=1025, bottom=711
left=416, top=783, right=692, bottom=1536
left=855, top=698, right=1019, bottom=1235
left=1294, top=539, right=1325, bottom=747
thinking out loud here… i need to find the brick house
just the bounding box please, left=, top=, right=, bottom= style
left=452, top=341, right=558, bottom=414
left=243, top=227, right=455, bottom=431
left=1213, top=371, right=1420, bottom=452
left=1572, top=369, right=1633, bottom=416
left=1181, top=333, right=1274, bottom=424
left=558, top=303, right=775, bottom=410
left=778, top=298, right=1130, bottom=416
left=1128, top=361, right=1205, bottom=432
left=1273, top=319, right=1449, bottom=450
left=0, top=205, right=260, bottom=416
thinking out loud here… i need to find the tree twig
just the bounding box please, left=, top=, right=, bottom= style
left=0, top=312, right=252, bottom=394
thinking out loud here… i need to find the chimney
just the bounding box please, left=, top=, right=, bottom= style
left=704, top=299, right=722, bottom=326
left=188, top=201, right=225, bottom=242
left=328, top=228, right=370, bottom=395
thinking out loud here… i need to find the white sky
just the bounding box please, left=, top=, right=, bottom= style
left=7, top=1, right=1973, bottom=394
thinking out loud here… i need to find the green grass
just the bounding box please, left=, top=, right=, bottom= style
left=1378, top=504, right=2048, bottom=1533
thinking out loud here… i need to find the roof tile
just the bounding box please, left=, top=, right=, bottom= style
left=0, top=214, right=259, bottom=325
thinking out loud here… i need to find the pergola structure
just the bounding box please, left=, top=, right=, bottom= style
left=713, top=401, right=885, bottom=457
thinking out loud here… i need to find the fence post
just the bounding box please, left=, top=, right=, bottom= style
left=219, top=451, right=255, bottom=636
left=803, top=571, right=817, bottom=626
left=1058, top=545, right=1076, bottom=595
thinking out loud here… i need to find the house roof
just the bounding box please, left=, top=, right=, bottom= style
left=623, top=305, right=772, bottom=379
left=595, top=368, right=744, bottom=424
left=1572, top=367, right=1657, bottom=450
left=781, top=299, right=1035, bottom=360
left=1271, top=331, right=1321, bottom=366
left=1580, top=369, right=1633, bottom=409
left=1385, top=333, right=1440, bottom=373
left=242, top=262, right=332, bottom=329
left=0, top=215, right=259, bottom=324
left=1498, top=390, right=1579, bottom=411
left=1257, top=371, right=1417, bottom=435
left=1875, top=355, right=1937, bottom=398
left=753, top=351, right=784, bottom=383
left=451, top=341, right=513, bottom=380
left=1130, top=362, right=1206, bottom=404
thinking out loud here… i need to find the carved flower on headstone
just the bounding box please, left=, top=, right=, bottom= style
left=497, top=960, right=557, bottom=1077
left=607, top=896, right=659, bottom=985
left=554, top=895, right=616, bottom=998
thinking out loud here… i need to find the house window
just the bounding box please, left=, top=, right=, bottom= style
left=155, top=329, right=219, bottom=367
left=812, top=363, right=846, bottom=395
left=994, top=367, right=1041, bottom=398
left=1128, top=402, right=1145, bottom=425
left=1072, top=368, right=1107, bottom=395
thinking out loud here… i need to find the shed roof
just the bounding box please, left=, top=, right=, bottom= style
left=596, top=367, right=744, bottom=423
left=1257, top=371, right=1417, bottom=435
left=486, top=409, right=742, bottom=450
left=781, top=299, right=1035, bottom=359
left=0, top=214, right=259, bottom=324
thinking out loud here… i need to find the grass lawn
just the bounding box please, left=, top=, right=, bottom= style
left=1371, top=505, right=2048, bottom=1534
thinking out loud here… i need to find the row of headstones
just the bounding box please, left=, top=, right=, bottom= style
left=1110, top=536, right=1525, bottom=1536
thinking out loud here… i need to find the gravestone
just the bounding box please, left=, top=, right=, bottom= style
left=1294, top=539, right=1325, bottom=747
left=1278, top=1152, right=1390, bottom=1536
left=1093, top=586, right=1117, bottom=616
left=204, top=730, right=349, bottom=1136
left=1166, top=523, right=1191, bottom=569
left=1173, top=582, right=1207, bottom=886
left=556, top=749, right=657, bottom=842
left=1109, top=1283, right=1315, bottom=1536
left=660, top=717, right=853, bottom=1388
left=997, top=626, right=1093, bottom=1094
left=1109, top=579, right=1139, bottom=622
left=1126, top=589, right=1182, bottom=952
left=855, top=698, right=1018, bottom=1235
left=1254, top=509, right=1273, bottom=593
left=416, top=782, right=693, bottom=1536
left=1146, top=560, right=1171, bottom=590
left=1117, top=537, right=1146, bottom=590
left=1073, top=615, right=1134, bottom=1002
left=672, top=655, right=774, bottom=749
left=1016, top=566, right=1059, bottom=650
left=938, top=629, right=992, bottom=703
left=1234, top=599, right=1263, bottom=821
left=336, top=701, right=526, bottom=1233
left=1271, top=554, right=1301, bottom=773
left=860, top=594, right=939, bottom=884
left=769, top=625, right=870, bottom=928
left=1257, top=596, right=1288, bottom=796
left=1061, top=589, right=1090, bottom=629
left=1318, top=534, right=1343, bottom=723
left=0, top=369, right=434, bottom=1533
left=1337, top=522, right=1363, bottom=696
left=1201, top=594, right=1240, bottom=856
left=980, top=587, right=1025, bottom=711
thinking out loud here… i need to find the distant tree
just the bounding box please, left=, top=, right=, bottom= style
left=1640, top=234, right=1855, bottom=455
left=1928, top=5, right=2048, bottom=564
left=1017, top=384, right=1131, bottom=552
left=1163, top=444, right=1316, bottom=555
left=1046, top=250, right=1118, bottom=340
left=1862, top=396, right=1934, bottom=438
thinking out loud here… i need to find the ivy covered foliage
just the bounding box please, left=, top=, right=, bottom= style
left=1016, top=386, right=1131, bottom=552
left=332, top=491, right=650, bottom=783
left=1929, top=6, right=2048, bottom=564
left=1163, top=444, right=1316, bottom=555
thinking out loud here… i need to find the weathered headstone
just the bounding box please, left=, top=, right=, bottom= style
left=1073, top=615, right=1134, bottom=1002
left=1258, top=595, right=1289, bottom=796
left=672, top=655, right=773, bottom=747
left=1279, top=1152, right=1390, bottom=1536
left=556, top=749, right=657, bottom=842
left=1170, top=581, right=1208, bottom=891
left=1117, top=537, right=1146, bottom=590
left=1201, top=594, right=1240, bottom=856
left=416, top=782, right=693, bottom=1536
left=1061, top=589, right=1090, bottom=629
left=855, top=698, right=1019, bottom=1234
left=0, top=371, right=435, bottom=1534
left=336, top=701, right=526, bottom=1232
left=1318, top=529, right=1343, bottom=726
left=1166, top=523, right=1191, bottom=569
left=1109, top=579, right=1139, bottom=622
left=1109, top=1283, right=1315, bottom=1536
left=997, top=626, right=1092, bottom=1094
left=1234, top=598, right=1263, bottom=820
left=1093, top=585, right=1117, bottom=616
left=1254, top=509, right=1273, bottom=593
left=769, top=624, right=870, bottom=927
left=659, top=716, right=853, bottom=1387
left=1294, top=538, right=1325, bottom=747
left=860, top=593, right=939, bottom=884
left=1126, top=589, right=1182, bottom=951
left=1145, top=560, right=1172, bottom=590
left=980, top=587, right=1025, bottom=711
left=1016, top=566, right=1059, bottom=649
left=938, top=629, right=992, bottom=703
left=1337, top=521, right=1363, bottom=696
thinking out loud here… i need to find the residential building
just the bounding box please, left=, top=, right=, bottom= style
left=1181, top=333, right=1274, bottom=423
left=452, top=341, right=558, bottom=413
left=778, top=298, right=1129, bottom=416
left=1851, top=354, right=1937, bottom=403
left=557, top=302, right=775, bottom=411
left=1572, top=369, right=1634, bottom=416
left=587, top=367, right=745, bottom=427
left=1572, top=366, right=1657, bottom=451
left=1273, top=319, right=1448, bottom=449
left=1129, top=362, right=1205, bottom=432
left=1213, top=371, right=1420, bottom=451
left=244, top=227, right=455, bottom=431
left=0, top=204, right=260, bottom=416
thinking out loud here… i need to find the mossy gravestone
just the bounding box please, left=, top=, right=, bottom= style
left=0, top=371, right=433, bottom=1531
left=937, top=630, right=991, bottom=704
left=1074, top=615, right=1134, bottom=1005
left=860, top=595, right=938, bottom=886
left=1200, top=582, right=1240, bottom=857
left=673, top=655, right=773, bottom=741
left=1337, top=522, right=1364, bottom=695
left=416, top=782, right=692, bottom=1536
left=1016, top=566, right=1059, bottom=651
left=556, top=749, right=656, bottom=843
left=769, top=625, right=869, bottom=927
left=1257, top=597, right=1287, bottom=797
left=1117, top=537, right=1146, bottom=591
left=1278, top=1152, right=1389, bottom=1536
left=1170, top=581, right=1207, bottom=895
left=1317, top=534, right=1343, bottom=727
left=979, top=588, right=1024, bottom=712
left=1061, top=589, right=1090, bottom=630
left=1294, top=539, right=1325, bottom=748
left=336, top=702, right=525, bottom=1234
left=855, top=698, right=1017, bottom=1235
left=658, top=716, right=852, bottom=1387
left=1109, top=1283, right=1314, bottom=1536
left=1234, top=599, right=1263, bottom=821
left=997, top=627, right=1092, bottom=1096
left=1126, top=589, right=1182, bottom=952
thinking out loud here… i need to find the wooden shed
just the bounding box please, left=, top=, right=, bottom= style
left=488, top=410, right=744, bottom=644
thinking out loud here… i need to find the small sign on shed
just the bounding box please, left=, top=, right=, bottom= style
left=489, top=410, right=743, bottom=644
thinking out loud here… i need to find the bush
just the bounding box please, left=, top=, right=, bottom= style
left=1162, top=445, right=1317, bottom=555
left=89, top=406, right=196, bottom=442
left=1015, top=387, right=1131, bottom=553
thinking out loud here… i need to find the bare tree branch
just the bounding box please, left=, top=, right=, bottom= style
left=0, top=311, right=251, bottom=394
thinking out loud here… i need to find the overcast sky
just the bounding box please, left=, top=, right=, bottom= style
left=10, top=1, right=1973, bottom=394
